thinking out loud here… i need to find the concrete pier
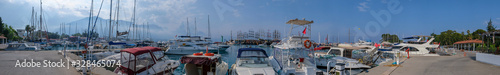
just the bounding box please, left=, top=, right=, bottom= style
left=0, top=51, right=80, bottom=75
left=0, top=51, right=118, bottom=75
left=360, top=50, right=500, bottom=75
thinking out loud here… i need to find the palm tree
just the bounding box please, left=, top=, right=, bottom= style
left=25, top=25, right=31, bottom=40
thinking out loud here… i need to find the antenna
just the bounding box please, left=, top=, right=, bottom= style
left=208, top=15, right=211, bottom=37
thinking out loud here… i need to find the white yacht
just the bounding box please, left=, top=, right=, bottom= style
left=389, top=35, right=440, bottom=55
left=181, top=52, right=228, bottom=75
left=231, top=48, right=276, bottom=75
left=114, top=46, right=180, bottom=75
left=271, top=18, right=326, bottom=75
left=166, top=36, right=219, bottom=54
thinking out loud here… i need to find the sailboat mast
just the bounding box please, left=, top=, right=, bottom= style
left=39, top=0, right=42, bottom=40
left=208, top=15, right=211, bottom=37
left=109, top=0, right=112, bottom=41
left=117, top=0, right=122, bottom=40
left=195, top=17, right=197, bottom=35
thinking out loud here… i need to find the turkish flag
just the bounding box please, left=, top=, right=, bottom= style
left=302, top=27, right=307, bottom=34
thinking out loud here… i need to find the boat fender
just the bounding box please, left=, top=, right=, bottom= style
left=304, top=40, right=312, bottom=48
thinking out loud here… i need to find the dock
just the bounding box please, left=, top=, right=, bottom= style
left=360, top=50, right=500, bottom=75
left=0, top=51, right=80, bottom=75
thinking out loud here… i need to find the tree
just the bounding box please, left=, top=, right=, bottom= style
left=72, top=33, right=82, bottom=37
left=472, top=29, right=486, bottom=40
left=380, top=34, right=400, bottom=43
left=0, top=17, right=5, bottom=36
left=25, top=25, right=31, bottom=40
left=487, top=18, right=495, bottom=32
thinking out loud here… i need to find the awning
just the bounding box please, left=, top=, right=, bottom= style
left=453, top=39, right=483, bottom=44
left=0, top=36, right=6, bottom=39
left=120, top=46, right=161, bottom=55
left=286, top=18, right=314, bottom=25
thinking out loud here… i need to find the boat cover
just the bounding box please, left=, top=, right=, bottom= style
left=180, top=56, right=219, bottom=65
left=237, top=48, right=269, bottom=58
left=120, top=46, right=161, bottom=55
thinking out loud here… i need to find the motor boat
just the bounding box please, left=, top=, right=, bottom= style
left=180, top=52, right=228, bottom=75
left=165, top=36, right=221, bottom=54
left=389, top=35, right=440, bottom=55
left=271, top=18, right=326, bottom=75
left=231, top=48, right=276, bottom=75
left=4, top=43, right=40, bottom=50
left=114, top=46, right=180, bottom=75
left=166, top=42, right=218, bottom=54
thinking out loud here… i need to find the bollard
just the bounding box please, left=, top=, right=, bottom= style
left=406, top=48, right=410, bottom=59
left=464, top=51, right=467, bottom=56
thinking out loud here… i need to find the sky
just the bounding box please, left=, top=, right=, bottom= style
left=1, top=0, right=500, bottom=43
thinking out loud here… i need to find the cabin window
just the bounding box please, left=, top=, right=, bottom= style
left=133, top=53, right=155, bottom=71
left=392, top=46, right=403, bottom=49
left=400, top=47, right=419, bottom=51
left=152, top=51, right=165, bottom=61
left=328, top=49, right=342, bottom=56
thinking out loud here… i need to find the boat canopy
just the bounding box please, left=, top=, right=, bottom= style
left=237, top=48, right=269, bottom=58
left=403, top=37, right=419, bottom=39
left=120, top=46, right=161, bottom=55
left=314, top=47, right=331, bottom=50
left=286, top=18, right=314, bottom=25
left=181, top=55, right=220, bottom=65
left=179, top=36, right=201, bottom=38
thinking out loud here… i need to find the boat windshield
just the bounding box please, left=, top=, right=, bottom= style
left=239, top=51, right=268, bottom=57
left=329, top=49, right=342, bottom=55
left=120, top=52, right=155, bottom=71
left=238, top=57, right=270, bottom=68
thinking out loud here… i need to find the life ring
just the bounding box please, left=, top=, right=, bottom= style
left=193, top=53, right=203, bottom=56
left=304, top=40, right=312, bottom=48
left=204, top=53, right=214, bottom=56
left=182, top=43, right=186, bottom=46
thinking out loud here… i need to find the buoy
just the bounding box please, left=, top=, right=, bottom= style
left=304, top=40, right=312, bottom=48
left=204, top=53, right=214, bottom=56
left=193, top=52, right=203, bottom=56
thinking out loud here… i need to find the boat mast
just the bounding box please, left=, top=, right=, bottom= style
left=39, top=0, right=42, bottom=41
left=195, top=17, right=197, bottom=35
left=109, top=0, right=112, bottom=41
left=208, top=15, right=211, bottom=38
left=117, top=0, right=122, bottom=40
left=187, top=18, right=189, bottom=36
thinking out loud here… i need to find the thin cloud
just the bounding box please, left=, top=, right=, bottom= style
left=357, top=2, right=369, bottom=12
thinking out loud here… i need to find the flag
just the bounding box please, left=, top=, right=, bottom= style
left=302, top=27, right=307, bottom=34
left=325, top=34, right=328, bottom=43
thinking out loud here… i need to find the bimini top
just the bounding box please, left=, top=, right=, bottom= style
left=403, top=36, right=419, bottom=39
left=121, top=46, right=161, bottom=55
left=286, top=18, right=314, bottom=25
left=237, top=48, right=269, bottom=58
